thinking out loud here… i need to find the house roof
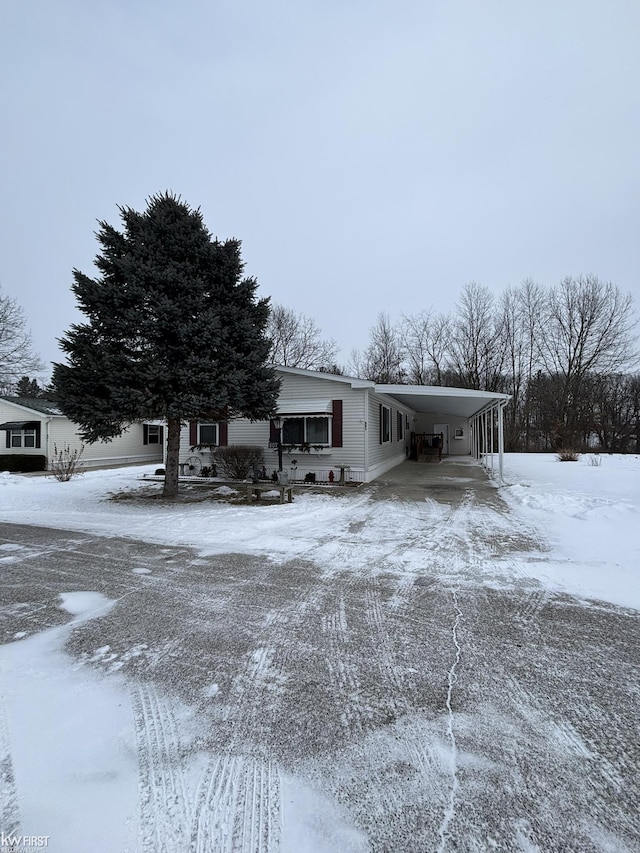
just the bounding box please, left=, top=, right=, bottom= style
left=375, top=385, right=511, bottom=419
left=275, top=365, right=372, bottom=389
left=0, top=396, right=63, bottom=416
left=274, top=367, right=510, bottom=419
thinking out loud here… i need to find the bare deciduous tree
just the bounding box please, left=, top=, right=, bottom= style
left=267, top=304, right=338, bottom=370
left=499, top=279, right=545, bottom=449
left=400, top=310, right=451, bottom=385
left=0, top=287, right=43, bottom=394
left=537, top=275, right=637, bottom=447
left=449, top=282, right=506, bottom=391
left=355, top=312, right=405, bottom=383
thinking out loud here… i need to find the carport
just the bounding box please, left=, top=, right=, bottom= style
left=375, top=384, right=511, bottom=483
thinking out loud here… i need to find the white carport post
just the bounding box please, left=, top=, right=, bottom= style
left=483, top=409, right=488, bottom=471
left=497, top=400, right=505, bottom=484
left=489, top=405, right=496, bottom=477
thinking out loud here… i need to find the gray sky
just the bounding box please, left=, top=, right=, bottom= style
left=2, top=0, right=639, bottom=378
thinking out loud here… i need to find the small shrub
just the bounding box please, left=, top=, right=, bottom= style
left=556, top=449, right=580, bottom=462
left=304, top=472, right=316, bottom=483
left=51, top=443, right=84, bottom=481
left=215, top=445, right=265, bottom=480
left=588, top=454, right=602, bottom=467
left=155, top=467, right=165, bottom=475
left=200, top=465, right=217, bottom=478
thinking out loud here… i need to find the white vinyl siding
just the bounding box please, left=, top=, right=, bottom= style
left=0, top=399, right=162, bottom=469
left=48, top=419, right=162, bottom=468
left=366, top=392, right=413, bottom=480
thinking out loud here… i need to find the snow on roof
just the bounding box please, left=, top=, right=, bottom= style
left=0, top=396, right=63, bottom=416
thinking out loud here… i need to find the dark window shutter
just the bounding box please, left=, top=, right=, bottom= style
left=269, top=420, right=279, bottom=443
left=331, top=400, right=343, bottom=448
left=379, top=404, right=383, bottom=444
left=218, top=422, right=228, bottom=446
left=189, top=421, right=198, bottom=445
left=5, top=431, right=9, bottom=449
left=35, top=423, right=41, bottom=449
left=397, top=411, right=402, bottom=441
left=143, top=424, right=149, bottom=445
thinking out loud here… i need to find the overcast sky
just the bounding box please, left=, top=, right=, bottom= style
left=2, top=0, right=639, bottom=378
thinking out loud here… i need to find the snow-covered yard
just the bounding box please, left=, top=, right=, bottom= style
left=0, top=454, right=638, bottom=851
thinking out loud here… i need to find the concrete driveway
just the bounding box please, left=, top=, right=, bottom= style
left=0, top=465, right=638, bottom=851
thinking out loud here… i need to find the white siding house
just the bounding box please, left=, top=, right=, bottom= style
left=0, top=397, right=163, bottom=471
left=179, top=367, right=511, bottom=483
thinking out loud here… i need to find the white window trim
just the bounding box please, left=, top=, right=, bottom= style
left=10, top=428, right=36, bottom=448
left=144, top=424, right=163, bottom=445
left=198, top=423, right=219, bottom=445
left=282, top=415, right=332, bottom=447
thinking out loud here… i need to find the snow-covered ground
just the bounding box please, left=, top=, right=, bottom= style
left=0, top=454, right=638, bottom=852
left=502, top=452, right=640, bottom=609
left=1, top=452, right=638, bottom=609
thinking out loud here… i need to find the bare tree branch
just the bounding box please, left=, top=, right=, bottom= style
left=0, top=287, right=44, bottom=394
left=267, top=304, right=338, bottom=370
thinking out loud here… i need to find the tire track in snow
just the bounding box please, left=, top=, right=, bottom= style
left=132, top=683, right=192, bottom=853
left=0, top=700, right=19, bottom=839
left=322, top=595, right=367, bottom=734
left=504, top=670, right=634, bottom=836
left=190, top=755, right=281, bottom=853
left=363, top=579, right=405, bottom=695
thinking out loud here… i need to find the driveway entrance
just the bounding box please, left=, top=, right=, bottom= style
left=366, top=456, right=503, bottom=507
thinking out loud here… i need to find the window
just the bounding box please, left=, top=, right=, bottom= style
left=282, top=416, right=330, bottom=446
left=199, top=423, right=218, bottom=445
left=143, top=424, right=163, bottom=445
left=380, top=406, right=391, bottom=443
left=10, top=428, right=36, bottom=448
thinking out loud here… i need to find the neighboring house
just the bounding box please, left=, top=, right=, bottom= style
left=0, top=397, right=163, bottom=471
left=180, top=366, right=511, bottom=483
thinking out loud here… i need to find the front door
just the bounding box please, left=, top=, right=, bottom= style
left=433, top=423, right=449, bottom=455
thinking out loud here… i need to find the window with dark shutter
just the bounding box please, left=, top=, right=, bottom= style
left=379, top=405, right=391, bottom=443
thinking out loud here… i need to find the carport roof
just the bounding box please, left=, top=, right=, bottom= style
left=375, top=385, right=511, bottom=419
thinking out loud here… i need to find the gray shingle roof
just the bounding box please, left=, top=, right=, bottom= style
left=0, top=397, right=63, bottom=416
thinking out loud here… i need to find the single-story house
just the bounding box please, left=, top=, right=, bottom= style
left=179, top=366, right=511, bottom=483
left=0, top=397, right=163, bottom=471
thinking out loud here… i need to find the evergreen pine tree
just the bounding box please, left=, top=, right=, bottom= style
left=52, top=192, right=280, bottom=498
left=15, top=376, right=44, bottom=397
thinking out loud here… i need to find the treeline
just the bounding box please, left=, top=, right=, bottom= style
left=348, top=276, right=639, bottom=453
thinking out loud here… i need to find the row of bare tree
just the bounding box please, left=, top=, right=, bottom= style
left=348, top=276, right=638, bottom=451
